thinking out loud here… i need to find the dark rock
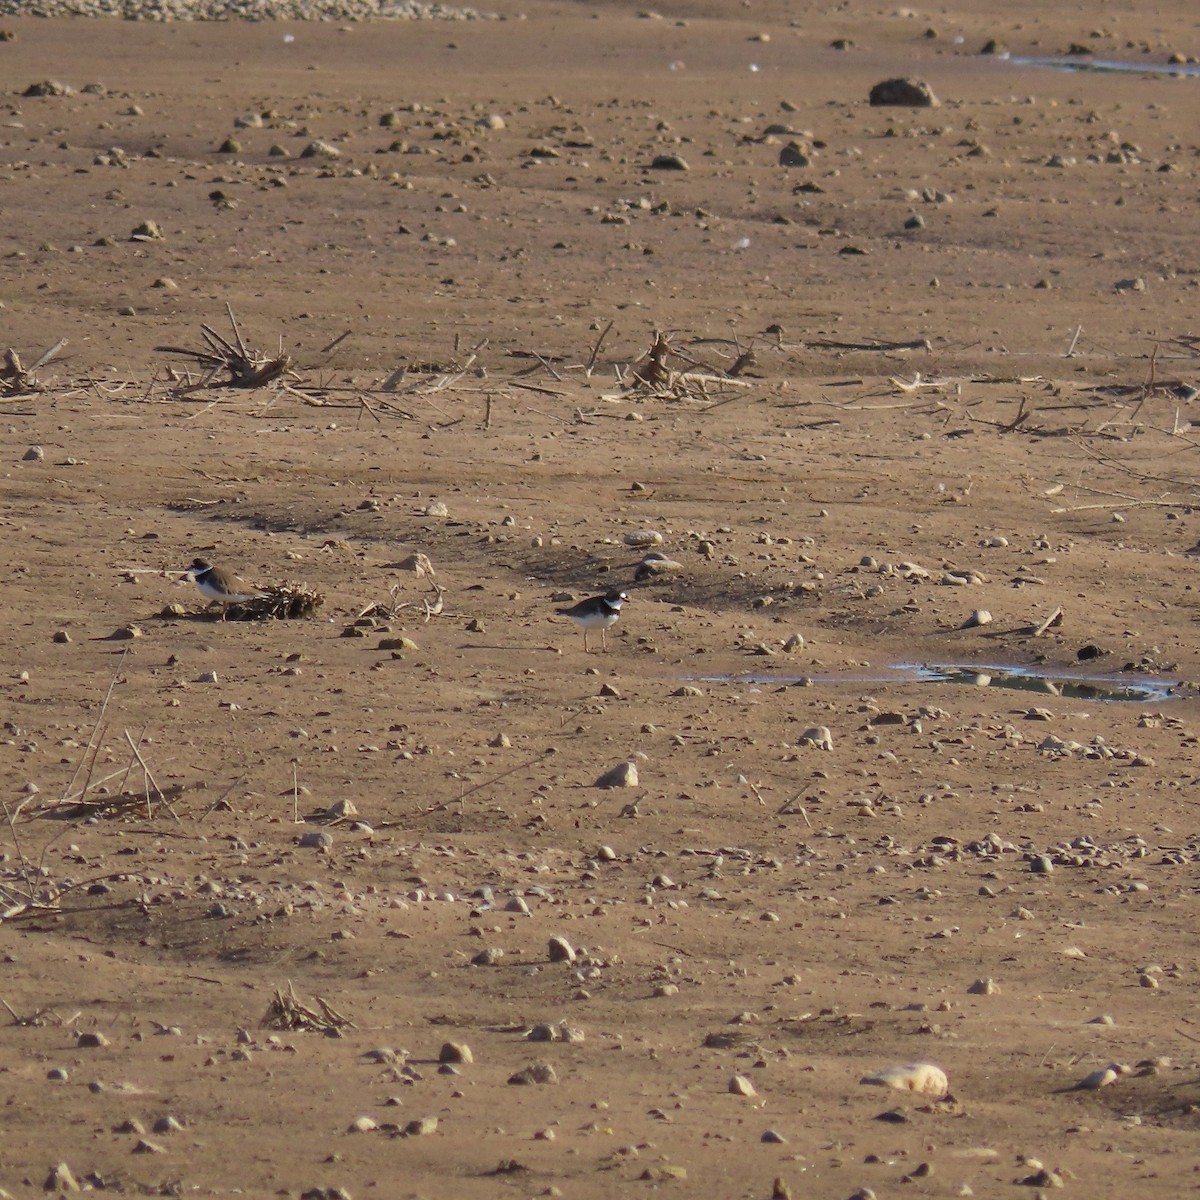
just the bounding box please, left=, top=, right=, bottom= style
left=24, top=79, right=72, bottom=96
left=778, top=141, right=810, bottom=167
left=869, top=78, right=940, bottom=107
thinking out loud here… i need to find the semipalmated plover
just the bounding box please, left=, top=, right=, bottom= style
left=556, top=590, right=628, bottom=653
left=185, top=558, right=265, bottom=619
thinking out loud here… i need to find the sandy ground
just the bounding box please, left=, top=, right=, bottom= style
left=4, top=3, right=1200, bottom=1198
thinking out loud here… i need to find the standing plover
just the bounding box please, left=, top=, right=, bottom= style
left=185, top=558, right=264, bottom=619
left=556, top=590, right=628, bottom=653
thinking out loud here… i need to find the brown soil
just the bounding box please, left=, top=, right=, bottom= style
left=4, top=4, right=1200, bottom=1198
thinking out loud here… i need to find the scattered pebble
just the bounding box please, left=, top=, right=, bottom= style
left=508, top=1062, right=558, bottom=1085
left=623, top=529, right=664, bottom=547
left=868, top=77, right=940, bottom=107
left=1074, top=1064, right=1123, bottom=1090
left=594, top=760, right=638, bottom=788
left=859, top=1062, right=949, bottom=1096
left=439, top=1041, right=473, bottom=1064
left=797, top=726, right=834, bottom=751
left=45, top=1163, right=80, bottom=1192
left=528, top=1021, right=584, bottom=1043
left=967, top=977, right=999, bottom=995
left=640, top=1165, right=687, bottom=1181
left=402, top=1116, right=438, bottom=1136
left=547, top=936, right=576, bottom=963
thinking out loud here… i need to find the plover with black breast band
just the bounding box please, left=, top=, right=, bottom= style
left=185, top=557, right=265, bottom=619
left=556, top=589, right=628, bottom=653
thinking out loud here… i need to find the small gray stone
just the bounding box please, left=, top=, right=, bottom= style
left=438, top=1042, right=473, bottom=1064
left=507, top=1062, right=558, bottom=1085
left=44, top=1162, right=81, bottom=1192
left=364, top=1047, right=402, bottom=1064
left=24, top=79, right=73, bottom=97
left=778, top=141, right=810, bottom=167
left=797, top=725, right=833, bottom=751
left=300, top=139, right=341, bottom=159
left=594, top=760, right=638, bottom=788
left=402, top=1116, right=438, bottom=1136
left=548, top=936, right=576, bottom=963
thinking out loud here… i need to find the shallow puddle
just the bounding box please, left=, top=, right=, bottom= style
left=892, top=662, right=1179, bottom=704
left=1006, top=53, right=1200, bottom=79
left=697, top=663, right=1181, bottom=703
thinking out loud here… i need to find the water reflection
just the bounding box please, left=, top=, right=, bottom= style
left=895, top=663, right=1175, bottom=703
left=1007, top=54, right=1200, bottom=78
left=695, top=663, right=1180, bottom=703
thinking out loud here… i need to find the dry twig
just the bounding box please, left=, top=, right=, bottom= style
left=0, top=339, right=67, bottom=397
left=156, top=305, right=292, bottom=389
left=262, top=981, right=355, bottom=1033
